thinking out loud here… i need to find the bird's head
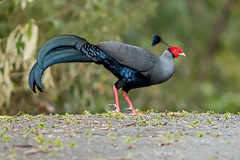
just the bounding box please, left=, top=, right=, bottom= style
left=168, top=46, right=186, bottom=58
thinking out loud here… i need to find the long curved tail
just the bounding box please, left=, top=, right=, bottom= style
left=29, top=35, right=94, bottom=93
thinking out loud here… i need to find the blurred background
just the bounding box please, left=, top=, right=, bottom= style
left=0, top=0, right=239, bottom=115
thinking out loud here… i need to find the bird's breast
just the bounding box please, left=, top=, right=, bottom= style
left=149, top=58, right=175, bottom=85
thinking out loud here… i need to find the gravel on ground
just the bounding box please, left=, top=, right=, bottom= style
left=0, top=110, right=240, bottom=160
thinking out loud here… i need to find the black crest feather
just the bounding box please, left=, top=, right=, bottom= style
left=151, top=35, right=161, bottom=47
left=151, top=34, right=170, bottom=47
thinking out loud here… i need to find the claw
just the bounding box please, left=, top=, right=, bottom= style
left=109, top=104, right=116, bottom=108
left=125, top=108, right=132, bottom=111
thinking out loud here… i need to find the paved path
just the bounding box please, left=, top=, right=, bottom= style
left=0, top=111, right=240, bottom=160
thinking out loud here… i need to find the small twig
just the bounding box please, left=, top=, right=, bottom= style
left=125, top=122, right=137, bottom=127
left=13, top=144, right=34, bottom=148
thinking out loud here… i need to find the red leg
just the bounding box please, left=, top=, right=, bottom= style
left=122, top=91, right=139, bottom=116
left=113, top=85, right=121, bottom=113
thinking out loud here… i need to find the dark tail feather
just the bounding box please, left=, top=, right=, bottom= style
left=37, top=35, right=88, bottom=68
left=29, top=63, right=44, bottom=93
left=29, top=35, right=93, bottom=93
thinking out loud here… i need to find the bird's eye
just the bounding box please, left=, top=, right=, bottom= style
left=175, top=49, right=178, bottom=52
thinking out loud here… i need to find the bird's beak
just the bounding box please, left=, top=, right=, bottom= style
left=179, top=52, right=186, bottom=57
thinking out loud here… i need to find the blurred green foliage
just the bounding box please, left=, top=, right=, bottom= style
left=0, top=0, right=240, bottom=115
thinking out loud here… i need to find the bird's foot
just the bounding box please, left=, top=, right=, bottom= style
left=126, top=108, right=148, bottom=117
left=113, top=110, right=128, bottom=117
left=109, top=104, right=121, bottom=113
left=109, top=104, right=127, bottom=117
left=125, top=107, right=140, bottom=116
left=130, top=110, right=139, bottom=116
left=124, top=106, right=141, bottom=116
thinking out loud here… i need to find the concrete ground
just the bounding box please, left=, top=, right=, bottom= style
left=0, top=111, right=240, bottom=160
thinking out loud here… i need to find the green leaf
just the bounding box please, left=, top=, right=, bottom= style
left=54, top=139, right=63, bottom=147
left=16, top=34, right=25, bottom=54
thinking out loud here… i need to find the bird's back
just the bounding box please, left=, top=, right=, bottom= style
left=98, top=41, right=159, bottom=72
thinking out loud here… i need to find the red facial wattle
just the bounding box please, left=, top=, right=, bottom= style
left=169, top=46, right=185, bottom=58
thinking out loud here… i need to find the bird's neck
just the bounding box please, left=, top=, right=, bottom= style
left=149, top=50, right=175, bottom=85
left=160, top=49, right=174, bottom=60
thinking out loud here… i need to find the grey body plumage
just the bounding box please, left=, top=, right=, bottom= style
left=98, top=41, right=175, bottom=86
left=148, top=50, right=175, bottom=85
